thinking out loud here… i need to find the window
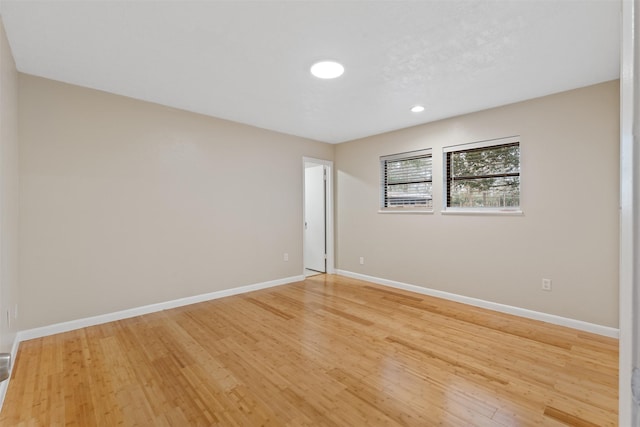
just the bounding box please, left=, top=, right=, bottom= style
left=380, top=149, right=432, bottom=211
left=444, top=137, right=520, bottom=211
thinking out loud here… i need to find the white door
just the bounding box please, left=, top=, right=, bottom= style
left=304, top=164, right=326, bottom=272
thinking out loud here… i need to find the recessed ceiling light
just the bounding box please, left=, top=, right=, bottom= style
left=411, top=105, right=425, bottom=113
left=310, top=61, right=344, bottom=79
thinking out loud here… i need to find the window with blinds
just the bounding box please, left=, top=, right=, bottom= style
left=444, top=137, right=520, bottom=210
left=380, top=149, right=433, bottom=211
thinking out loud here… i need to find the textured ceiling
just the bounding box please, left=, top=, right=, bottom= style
left=0, top=1, right=620, bottom=143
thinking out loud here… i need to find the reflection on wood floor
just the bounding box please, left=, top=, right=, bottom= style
left=0, top=274, right=618, bottom=426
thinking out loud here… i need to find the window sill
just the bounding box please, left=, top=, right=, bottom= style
left=378, top=210, right=434, bottom=215
left=441, top=209, right=524, bottom=216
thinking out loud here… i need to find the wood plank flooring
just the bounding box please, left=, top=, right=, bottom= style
left=0, top=274, right=618, bottom=426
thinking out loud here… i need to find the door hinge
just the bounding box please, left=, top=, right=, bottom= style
left=324, top=254, right=327, bottom=260
left=323, top=167, right=327, bottom=181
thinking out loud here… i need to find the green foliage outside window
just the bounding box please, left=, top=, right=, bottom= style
left=447, top=143, right=520, bottom=208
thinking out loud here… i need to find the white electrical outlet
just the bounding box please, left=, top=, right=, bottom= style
left=283, top=253, right=289, bottom=262
left=542, top=278, right=552, bottom=291
left=359, top=256, right=364, bottom=265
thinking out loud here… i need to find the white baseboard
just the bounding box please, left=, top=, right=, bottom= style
left=0, top=275, right=302, bottom=413
left=335, top=270, right=619, bottom=339
left=0, top=271, right=619, bottom=413
left=17, top=275, right=305, bottom=342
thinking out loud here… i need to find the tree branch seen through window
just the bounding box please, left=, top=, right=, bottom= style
left=446, top=142, right=520, bottom=209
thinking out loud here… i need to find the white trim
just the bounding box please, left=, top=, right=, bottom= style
left=443, top=135, right=519, bottom=153
left=17, top=275, right=304, bottom=342
left=441, top=209, right=523, bottom=216
left=302, top=157, right=335, bottom=274
left=0, top=275, right=303, bottom=413
left=336, top=270, right=619, bottom=339
left=619, top=0, right=637, bottom=424
left=0, top=334, right=20, bottom=412
left=380, top=148, right=432, bottom=162
left=378, top=210, right=434, bottom=215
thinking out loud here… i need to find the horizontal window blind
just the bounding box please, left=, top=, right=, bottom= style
left=380, top=149, right=432, bottom=210
left=446, top=141, right=520, bottom=209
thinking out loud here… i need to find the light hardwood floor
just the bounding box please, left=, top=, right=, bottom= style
left=0, top=274, right=618, bottom=426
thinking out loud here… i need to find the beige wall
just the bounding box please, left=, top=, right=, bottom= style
left=17, top=74, right=620, bottom=330
left=335, top=81, right=620, bottom=327
left=18, top=74, right=333, bottom=330
left=0, top=18, right=19, bottom=352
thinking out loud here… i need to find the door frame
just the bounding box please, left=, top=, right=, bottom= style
left=619, top=0, right=637, bottom=424
left=302, top=157, right=334, bottom=275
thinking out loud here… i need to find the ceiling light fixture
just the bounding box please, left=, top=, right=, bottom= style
left=310, top=61, right=344, bottom=79
left=411, top=105, right=425, bottom=113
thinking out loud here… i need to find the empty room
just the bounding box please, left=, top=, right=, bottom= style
left=0, top=0, right=637, bottom=426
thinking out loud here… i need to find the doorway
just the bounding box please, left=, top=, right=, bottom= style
left=303, top=158, right=334, bottom=276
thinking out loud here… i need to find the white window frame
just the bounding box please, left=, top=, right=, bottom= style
left=442, top=136, right=523, bottom=215
left=379, top=148, right=433, bottom=214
